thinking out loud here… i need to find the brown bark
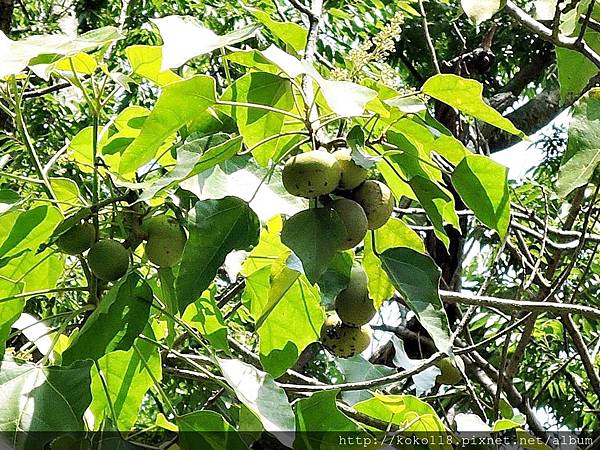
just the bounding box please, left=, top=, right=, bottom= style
left=0, top=0, right=14, bottom=35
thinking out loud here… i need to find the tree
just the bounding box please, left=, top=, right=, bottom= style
left=0, top=0, right=599, bottom=449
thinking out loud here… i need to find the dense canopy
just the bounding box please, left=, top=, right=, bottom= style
left=0, top=0, right=599, bottom=449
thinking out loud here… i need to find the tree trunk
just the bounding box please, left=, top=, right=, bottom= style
left=0, top=0, right=14, bottom=35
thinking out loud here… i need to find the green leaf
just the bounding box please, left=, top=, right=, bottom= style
left=0, top=359, right=92, bottom=449
left=176, top=197, right=260, bottom=312
left=379, top=247, right=451, bottom=353
left=62, top=273, right=153, bottom=365
left=151, top=15, right=259, bottom=69
left=363, top=217, right=425, bottom=308
left=249, top=9, right=308, bottom=53
left=220, top=72, right=300, bottom=166
left=354, top=394, right=450, bottom=449
left=461, top=0, right=503, bottom=25
left=557, top=89, right=600, bottom=197
left=243, top=266, right=325, bottom=378
left=281, top=208, right=346, bottom=283
left=422, top=74, right=525, bottom=138
left=452, top=154, right=510, bottom=238
left=182, top=287, right=229, bottom=351
left=317, top=251, right=353, bottom=307
left=0, top=26, right=121, bottom=78
left=0, top=205, right=62, bottom=259
left=138, top=134, right=242, bottom=203
left=217, top=358, right=295, bottom=447
left=294, top=390, right=362, bottom=449
left=125, top=45, right=182, bottom=86
left=88, top=339, right=161, bottom=430
left=260, top=47, right=377, bottom=117
left=409, top=175, right=460, bottom=248
left=0, top=279, right=24, bottom=357
left=226, top=49, right=280, bottom=74
left=178, top=411, right=249, bottom=450
left=119, top=75, right=216, bottom=175
left=336, top=356, right=395, bottom=406
left=0, top=190, right=20, bottom=215
left=50, top=177, right=82, bottom=210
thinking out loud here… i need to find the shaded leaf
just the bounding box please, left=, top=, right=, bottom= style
left=379, top=247, right=451, bottom=353
left=363, top=217, right=425, bottom=308
left=62, top=273, right=153, bottom=365
left=176, top=197, right=260, bottom=312
left=249, top=9, right=307, bottom=53
left=294, top=390, right=362, bottom=450
left=281, top=208, right=346, bottom=283
left=178, top=410, right=249, bottom=450
left=0, top=359, right=92, bottom=449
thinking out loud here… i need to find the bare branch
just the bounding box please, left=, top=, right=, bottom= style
left=439, top=290, right=600, bottom=321
left=505, top=1, right=600, bottom=69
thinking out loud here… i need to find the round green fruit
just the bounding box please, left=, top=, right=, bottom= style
left=333, top=149, right=368, bottom=190
left=331, top=198, right=368, bottom=250
left=320, top=314, right=372, bottom=358
left=352, top=180, right=394, bottom=230
left=334, top=265, right=375, bottom=326
left=87, top=239, right=129, bottom=282
left=143, top=216, right=187, bottom=267
left=282, top=150, right=341, bottom=198
left=436, top=357, right=462, bottom=385
left=56, top=223, right=95, bottom=255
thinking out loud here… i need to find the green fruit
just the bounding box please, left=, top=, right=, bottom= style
left=335, top=265, right=375, bottom=326
left=282, top=150, right=341, bottom=198
left=352, top=180, right=394, bottom=230
left=143, top=216, right=187, bottom=267
left=56, top=223, right=95, bottom=255
left=331, top=198, right=368, bottom=250
left=320, top=314, right=372, bottom=358
left=87, top=239, right=129, bottom=281
left=333, top=149, right=368, bottom=190
left=436, top=357, right=462, bottom=385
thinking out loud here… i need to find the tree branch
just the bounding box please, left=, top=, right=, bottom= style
left=504, top=1, right=600, bottom=69
left=439, top=290, right=600, bottom=321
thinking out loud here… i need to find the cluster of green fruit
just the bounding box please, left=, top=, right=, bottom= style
left=55, top=215, right=187, bottom=282
left=282, top=149, right=395, bottom=358
left=320, top=265, right=375, bottom=358
left=282, top=149, right=395, bottom=249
